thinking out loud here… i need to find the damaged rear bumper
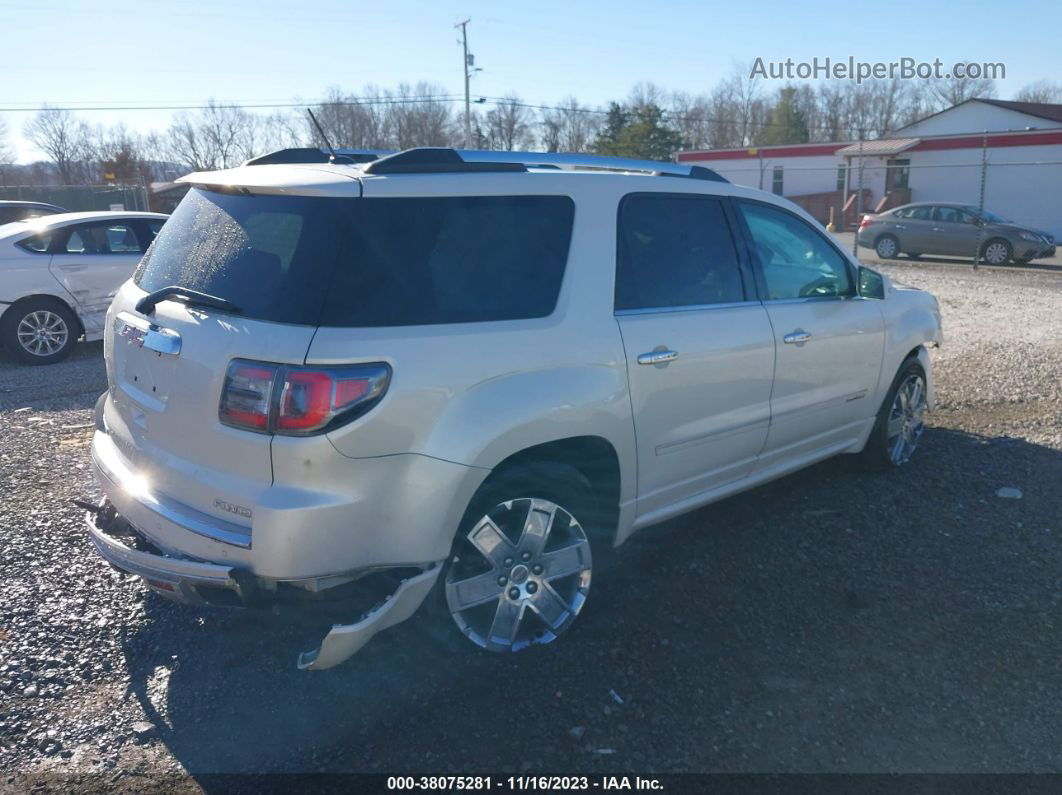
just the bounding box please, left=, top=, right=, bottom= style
left=85, top=502, right=441, bottom=670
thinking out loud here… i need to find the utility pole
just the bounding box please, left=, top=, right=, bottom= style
left=455, top=18, right=472, bottom=148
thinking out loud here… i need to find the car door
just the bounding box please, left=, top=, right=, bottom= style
left=931, top=205, right=980, bottom=257
left=48, top=220, right=144, bottom=334
left=735, top=199, right=885, bottom=471
left=895, top=205, right=936, bottom=253
left=614, top=193, right=775, bottom=520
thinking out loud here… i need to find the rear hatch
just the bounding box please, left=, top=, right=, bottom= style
left=104, top=181, right=358, bottom=534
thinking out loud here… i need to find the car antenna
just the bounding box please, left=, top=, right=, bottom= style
left=306, top=109, right=340, bottom=163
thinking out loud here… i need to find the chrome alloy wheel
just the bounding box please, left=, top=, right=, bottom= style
left=983, top=241, right=1009, bottom=265
left=16, top=310, right=69, bottom=357
left=445, top=497, right=592, bottom=652
left=887, top=373, right=926, bottom=466
left=875, top=236, right=898, bottom=258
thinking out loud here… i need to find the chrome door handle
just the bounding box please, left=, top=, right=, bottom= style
left=58, top=264, right=86, bottom=272
left=932, top=227, right=944, bottom=232
left=637, top=350, right=678, bottom=365
left=783, top=331, right=812, bottom=344
left=894, top=224, right=906, bottom=230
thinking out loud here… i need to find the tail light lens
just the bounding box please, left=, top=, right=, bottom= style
left=859, top=215, right=871, bottom=228
left=219, top=359, right=390, bottom=436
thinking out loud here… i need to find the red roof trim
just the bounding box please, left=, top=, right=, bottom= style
left=680, top=129, right=1062, bottom=162
left=909, top=130, right=1062, bottom=151
left=677, top=143, right=847, bottom=161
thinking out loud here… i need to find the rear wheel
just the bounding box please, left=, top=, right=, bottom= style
left=861, top=357, right=927, bottom=470
left=0, top=298, right=78, bottom=365
left=874, top=235, right=899, bottom=259
left=434, top=462, right=601, bottom=653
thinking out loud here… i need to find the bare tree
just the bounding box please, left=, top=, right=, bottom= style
left=929, top=72, right=997, bottom=108
left=669, top=91, right=711, bottom=150
left=23, top=106, right=92, bottom=184
left=1014, top=80, right=1062, bottom=103
left=310, top=86, right=391, bottom=150
left=484, top=94, right=535, bottom=150
left=386, top=82, right=456, bottom=149
left=0, top=116, right=13, bottom=164
left=165, top=100, right=258, bottom=171
left=539, top=97, right=599, bottom=153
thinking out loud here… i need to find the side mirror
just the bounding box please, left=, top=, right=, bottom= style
left=858, top=266, right=885, bottom=300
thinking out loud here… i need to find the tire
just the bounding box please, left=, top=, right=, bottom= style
left=874, top=235, right=899, bottom=259
left=981, top=238, right=1012, bottom=266
left=0, top=298, right=78, bottom=365
left=424, top=461, right=606, bottom=654
left=861, top=357, right=928, bottom=471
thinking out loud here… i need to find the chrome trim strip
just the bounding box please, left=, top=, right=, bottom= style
left=93, top=432, right=252, bottom=548
left=770, top=390, right=869, bottom=423
left=615, top=300, right=760, bottom=317
left=655, top=417, right=770, bottom=456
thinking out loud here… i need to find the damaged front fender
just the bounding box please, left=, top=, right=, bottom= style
left=298, top=565, right=441, bottom=671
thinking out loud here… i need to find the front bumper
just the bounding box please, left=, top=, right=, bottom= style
left=86, top=503, right=441, bottom=669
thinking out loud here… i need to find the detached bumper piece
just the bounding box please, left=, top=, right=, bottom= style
left=85, top=501, right=248, bottom=605
left=85, top=500, right=442, bottom=669
left=297, top=565, right=440, bottom=671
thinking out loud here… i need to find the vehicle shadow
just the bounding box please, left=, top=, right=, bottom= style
left=119, top=425, right=1062, bottom=775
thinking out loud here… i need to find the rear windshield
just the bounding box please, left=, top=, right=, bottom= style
left=134, top=188, right=575, bottom=327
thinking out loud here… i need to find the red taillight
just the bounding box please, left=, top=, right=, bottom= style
left=220, top=359, right=390, bottom=436
left=859, top=215, right=871, bottom=229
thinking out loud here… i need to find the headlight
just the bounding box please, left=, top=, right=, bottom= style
left=1019, top=231, right=1042, bottom=242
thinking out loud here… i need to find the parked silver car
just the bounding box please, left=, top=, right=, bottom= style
left=857, top=202, right=1056, bottom=265
left=84, top=148, right=943, bottom=670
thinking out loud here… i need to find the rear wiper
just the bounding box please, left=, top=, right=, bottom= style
left=135, top=286, right=242, bottom=316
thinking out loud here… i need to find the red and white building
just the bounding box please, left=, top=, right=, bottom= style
left=677, top=99, right=1062, bottom=237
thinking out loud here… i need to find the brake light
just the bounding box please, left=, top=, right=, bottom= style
left=859, top=215, right=871, bottom=229
left=219, top=360, right=390, bottom=436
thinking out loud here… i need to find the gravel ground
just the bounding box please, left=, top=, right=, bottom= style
left=2, top=264, right=1061, bottom=791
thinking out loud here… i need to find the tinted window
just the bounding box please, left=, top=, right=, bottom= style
left=16, top=233, right=51, bottom=253
left=322, top=196, right=574, bottom=326
left=739, top=201, right=853, bottom=300
left=899, top=205, right=933, bottom=220
left=616, top=194, right=745, bottom=311
left=63, top=222, right=140, bottom=254
left=136, top=188, right=574, bottom=327
left=934, top=206, right=975, bottom=224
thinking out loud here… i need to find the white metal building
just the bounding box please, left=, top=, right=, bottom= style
left=677, top=99, right=1062, bottom=237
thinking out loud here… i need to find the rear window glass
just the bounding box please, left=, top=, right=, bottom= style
left=135, top=189, right=574, bottom=327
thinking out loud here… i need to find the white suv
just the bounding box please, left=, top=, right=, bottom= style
left=85, top=147, right=942, bottom=670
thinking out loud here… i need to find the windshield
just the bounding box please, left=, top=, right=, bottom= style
left=135, top=188, right=575, bottom=327
left=965, top=206, right=1011, bottom=224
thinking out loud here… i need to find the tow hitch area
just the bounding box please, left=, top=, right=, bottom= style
left=298, top=565, right=441, bottom=671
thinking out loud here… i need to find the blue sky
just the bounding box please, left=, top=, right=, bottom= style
left=3, top=0, right=1058, bottom=161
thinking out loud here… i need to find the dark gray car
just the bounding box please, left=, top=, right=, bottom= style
left=857, top=202, right=1056, bottom=265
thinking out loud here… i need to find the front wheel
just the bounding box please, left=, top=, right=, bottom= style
left=861, top=358, right=928, bottom=470
left=437, top=463, right=600, bottom=653
left=981, top=238, right=1012, bottom=266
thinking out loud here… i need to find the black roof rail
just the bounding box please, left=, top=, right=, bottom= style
left=357, top=147, right=730, bottom=182
left=243, top=147, right=391, bottom=166
left=363, top=148, right=526, bottom=175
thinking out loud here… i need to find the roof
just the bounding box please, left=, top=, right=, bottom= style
left=973, top=99, right=1062, bottom=124
left=0, top=210, right=168, bottom=237
left=835, top=137, right=920, bottom=156
left=0, top=200, right=66, bottom=210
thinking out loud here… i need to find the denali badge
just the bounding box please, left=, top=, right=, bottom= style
left=214, top=499, right=252, bottom=520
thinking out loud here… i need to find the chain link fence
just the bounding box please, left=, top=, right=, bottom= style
left=0, top=184, right=150, bottom=212
left=690, top=139, right=1062, bottom=269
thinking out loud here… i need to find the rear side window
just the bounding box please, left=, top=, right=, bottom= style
left=615, top=194, right=745, bottom=311
left=16, top=233, right=51, bottom=253
left=136, top=189, right=574, bottom=327
left=321, top=196, right=574, bottom=326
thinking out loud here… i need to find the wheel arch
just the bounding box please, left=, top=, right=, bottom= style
left=0, top=292, right=86, bottom=340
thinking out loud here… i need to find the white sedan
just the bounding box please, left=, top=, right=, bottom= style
left=0, top=211, right=168, bottom=364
